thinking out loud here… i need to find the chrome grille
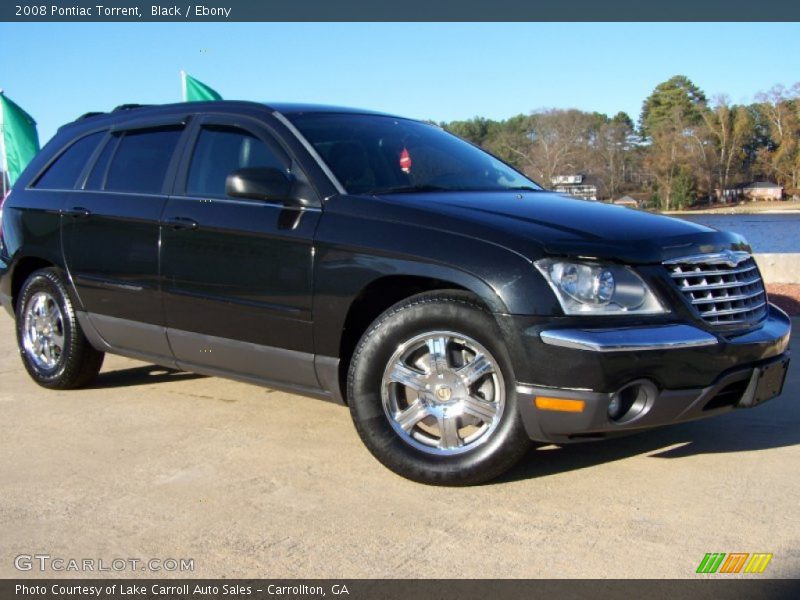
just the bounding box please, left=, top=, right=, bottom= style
left=664, top=252, right=767, bottom=327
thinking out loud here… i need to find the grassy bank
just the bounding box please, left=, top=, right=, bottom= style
left=664, top=199, right=800, bottom=215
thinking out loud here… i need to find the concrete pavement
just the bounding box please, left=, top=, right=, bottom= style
left=1, top=315, right=798, bottom=579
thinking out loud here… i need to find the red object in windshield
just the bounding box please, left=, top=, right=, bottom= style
left=399, top=148, right=412, bottom=174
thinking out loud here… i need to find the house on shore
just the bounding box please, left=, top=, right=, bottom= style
left=716, top=181, right=784, bottom=202
left=741, top=181, right=783, bottom=200
left=551, top=174, right=598, bottom=200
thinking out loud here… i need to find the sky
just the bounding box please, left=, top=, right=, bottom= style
left=1, top=22, right=799, bottom=145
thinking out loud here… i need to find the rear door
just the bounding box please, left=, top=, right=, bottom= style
left=18, top=130, right=108, bottom=271
left=63, top=120, right=188, bottom=358
left=160, top=114, right=322, bottom=390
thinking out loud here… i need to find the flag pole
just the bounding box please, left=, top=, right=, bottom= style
left=0, top=89, right=8, bottom=197
left=180, top=70, right=187, bottom=102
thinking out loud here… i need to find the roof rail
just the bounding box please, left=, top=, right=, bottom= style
left=77, top=111, right=106, bottom=120
left=112, top=104, right=151, bottom=112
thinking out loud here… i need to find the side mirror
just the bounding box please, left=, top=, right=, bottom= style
left=225, top=167, right=299, bottom=204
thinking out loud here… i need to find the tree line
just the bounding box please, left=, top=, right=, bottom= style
left=442, top=76, right=800, bottom=210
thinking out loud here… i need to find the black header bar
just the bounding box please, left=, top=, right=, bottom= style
left=2, top=1, right=799, bottom=22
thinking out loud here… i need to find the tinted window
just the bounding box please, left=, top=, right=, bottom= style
left=105, top=127, right=183, bottom=194
left=35, top=132, right=104, bottom=190
left=289, top=114, right=542, bottom=195
left=84, top=136, right=118, bottom=190
left=186, top=126, right=285, bottom=198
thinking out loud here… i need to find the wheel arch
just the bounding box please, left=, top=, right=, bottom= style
left=331, top=272, right=505, bottom=404
left=10, top=256, right=58, bottom=312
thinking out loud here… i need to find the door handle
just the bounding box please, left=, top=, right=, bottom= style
left=165, top=216, right=199, bottom=231
left=63, top=206, right=91, bottom=218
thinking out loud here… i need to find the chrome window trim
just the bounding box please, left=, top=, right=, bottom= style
left=271, top=111, right=346, bottom=196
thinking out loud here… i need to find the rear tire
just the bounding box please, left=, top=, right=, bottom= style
left=347, top=291, right=530, bottom=485
left=16, top=268, right=104, bottom=389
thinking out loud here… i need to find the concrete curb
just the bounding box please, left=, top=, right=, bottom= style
left=754, top=254, right=800, bottom=284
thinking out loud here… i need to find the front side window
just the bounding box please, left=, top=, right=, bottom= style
left=186, top=125, right=286, bottom=198
left=288, top=113, right=542, bottom=195
left=34, top=131, right=105, bottom=190
left=104, top=127, right=183, bottom=194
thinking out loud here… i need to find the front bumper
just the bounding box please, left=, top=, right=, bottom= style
left=508, top=304, right=792, bottom=443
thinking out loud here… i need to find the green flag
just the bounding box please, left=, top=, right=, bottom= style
left=0, top=92, right=40, bottom=187
left=182, top=72, right=222, bottom=102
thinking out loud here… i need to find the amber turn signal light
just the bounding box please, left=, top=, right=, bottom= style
left=534, top=396, right=586, bottom=413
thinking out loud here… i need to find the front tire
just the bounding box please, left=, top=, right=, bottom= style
left=347, top=291, right=530, bottom=485
left=16, top=268, right=104, bottom=389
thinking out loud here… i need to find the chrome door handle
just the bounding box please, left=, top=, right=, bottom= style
left=165, top=216, right=199, bottom=231
left=63, top=206, right=91, bottom=218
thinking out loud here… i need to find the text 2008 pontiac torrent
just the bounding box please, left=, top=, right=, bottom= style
left=0, top=101, right=791, bottom=484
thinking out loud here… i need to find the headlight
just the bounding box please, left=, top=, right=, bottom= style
left=534, top=258, right=667, bottom=315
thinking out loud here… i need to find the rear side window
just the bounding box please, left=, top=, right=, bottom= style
left=84, top=136, right=119, bottom=190
left=34, top=132, right=104, bottom=190
left=105, top=127, right=183, bottom=194
left=186, top=125, right=286, bottom=198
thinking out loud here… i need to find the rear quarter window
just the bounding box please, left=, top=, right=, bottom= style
left=33, top=131, right=105, bottom=190
left=104, top=127, right=183, bottom=194
left=84, top=135, right=119, bottom=190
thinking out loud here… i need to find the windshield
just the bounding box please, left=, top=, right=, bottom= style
left=288, top=113, right=543, bottom=195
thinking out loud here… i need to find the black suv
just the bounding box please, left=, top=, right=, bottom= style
left=0, top=101, right=791, bottom=485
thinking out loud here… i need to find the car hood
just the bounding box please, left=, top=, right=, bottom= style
left=368, top=190, right=751, bottom=264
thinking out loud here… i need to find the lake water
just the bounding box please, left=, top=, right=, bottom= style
left=676, top=213, right=800, bottom=254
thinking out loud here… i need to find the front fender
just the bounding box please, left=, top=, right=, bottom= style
left=311, top=209, right=558, bottom=358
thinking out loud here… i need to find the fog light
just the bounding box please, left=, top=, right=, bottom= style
left=607, top=395, right=623, bottom=420
left=607, top=380, right=657, bottom=423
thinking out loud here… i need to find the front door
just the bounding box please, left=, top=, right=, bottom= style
left=160, top=115, right=321, bottom=390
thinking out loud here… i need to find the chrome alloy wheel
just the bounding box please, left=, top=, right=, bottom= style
left=381, top=331, right=506, bottom=455
left=22, top=291, right=66, bottom=371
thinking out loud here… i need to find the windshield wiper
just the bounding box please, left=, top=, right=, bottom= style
left=369, top=184, right=452, bottom=195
